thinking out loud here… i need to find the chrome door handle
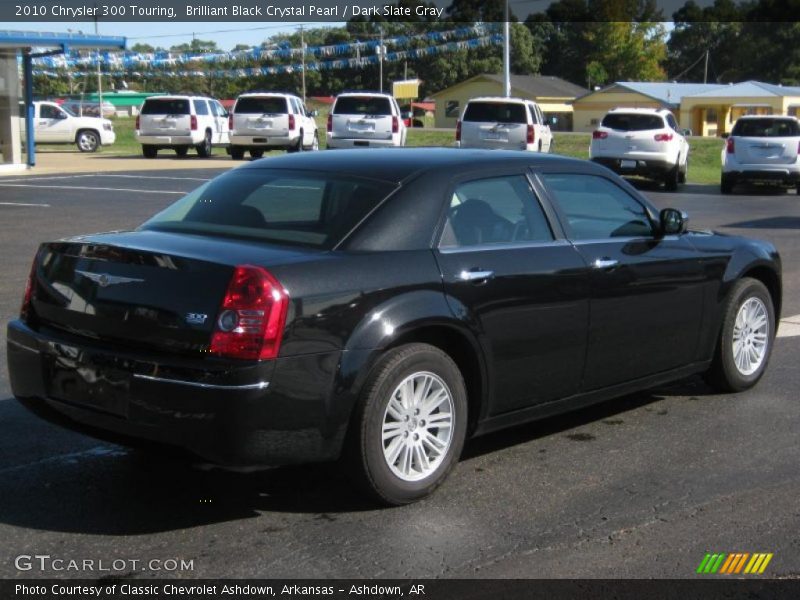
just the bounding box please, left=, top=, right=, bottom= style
left=593, top=258, right=619, bottom=270
left=459, top=269, right=494, bottom=282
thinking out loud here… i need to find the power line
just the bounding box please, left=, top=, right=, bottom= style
left=127, top=23, right=316, bottom=41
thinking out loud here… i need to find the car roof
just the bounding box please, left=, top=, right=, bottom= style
left=237, top=148, right=591, bottom=183
left=734, top=115, right=798, bottom=120
left=335, top=91, right=393, bottom=98
left=467, top=96, right=533, bottom=104
left=238, top=92, right=296, bottom=98
left=606, top=107, right=669, bottom=115
left=143, top=95, right=212, bottom=101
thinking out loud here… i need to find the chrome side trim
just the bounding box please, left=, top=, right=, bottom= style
left=7, top=339, right=39, bottom=354
left=132, top=373, right=270, bottom=391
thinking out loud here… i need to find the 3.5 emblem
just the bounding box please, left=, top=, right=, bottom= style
left=76, top=270, right=145, bottom=288
left=185, top=313, right=208, bottom=325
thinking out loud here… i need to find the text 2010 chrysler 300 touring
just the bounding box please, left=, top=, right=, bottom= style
left=7, top=149, right=781, bottom=504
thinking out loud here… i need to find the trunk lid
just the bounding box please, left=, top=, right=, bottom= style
left=733, top=136, right=798, bottom=165
left=29, top=231, right=321, bottom=355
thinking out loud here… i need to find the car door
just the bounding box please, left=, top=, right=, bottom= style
left=536, top=104, right=552, bottom=152
left=211, top=100, right=230, bottom=144
left=666, top=113, right=687, bottom=165
left=435, top=170, right=590, bottom=415
left=539, top=170, right=705, bottom=391
left=38, top=103, right=72, bottom=142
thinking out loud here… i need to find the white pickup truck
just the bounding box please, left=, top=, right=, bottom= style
left=20, top=101, right=116, bottom=152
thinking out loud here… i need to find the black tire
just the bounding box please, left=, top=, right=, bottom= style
left=230, top=146, right=245, bottom=160
left=704, top=278, right=775, bottom=393
left=664, top=162, right=680, bottom=191
left=796, top=183, right=800, bottom=195
left=679, top=156, right=688, bottom=184
left=287, top=133, right=303, bottom=154
left=249, top=149, right=264, bottom=159
left=721, top=173, right=734, bottom=194
left=306, top=132, right=319, bottom=152
left=142, top=145, right=157, bottom=159
left=76, top=129, right=100, bottom=153
left=345, top=343, right=468, bottom=505
left=175, top=146, right=188, bottom=157
left=196, top=130, right=212, bottom=157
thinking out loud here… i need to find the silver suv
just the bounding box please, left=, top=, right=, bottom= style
left=327, top=92, right=407, bottom=149
left=456, top=97, right=553, bottom=153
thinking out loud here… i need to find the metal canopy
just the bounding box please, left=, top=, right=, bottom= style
left=0, top=30, right=126, bottom=49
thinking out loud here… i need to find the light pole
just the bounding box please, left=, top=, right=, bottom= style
left=503, top=0, right=511, bottom=97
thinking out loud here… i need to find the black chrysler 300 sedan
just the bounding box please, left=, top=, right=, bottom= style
left=7, top=149, right=781, bottom=504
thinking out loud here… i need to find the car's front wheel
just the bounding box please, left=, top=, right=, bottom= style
left=347, top=343, right=467, bottom=505
left=705, top=278, right=775, bottom=392
left=76, top=130, right=100, bottom=153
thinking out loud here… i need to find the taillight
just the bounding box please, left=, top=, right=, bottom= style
left=654, top=133, right=673, bottom=142
left=392, top=116, right=399, bottom=134
left=228, top=113, right=233, bottom=130
left=726, top=137, right=735, bottom=154
left=135, top=115, right=140, bottom=130
left=209, top=265, right=289, bottom=361
left=592, top=130, right=608, bottom=139
left=527, top=124, right=535, bottom=145
left=20, top=255, right=38, bottom=321
left=327, top=114, right=332, bottom=133
left=190, top=115, right=197, bottom=131
left=288, top=114, right=296, bottom=131
left=455, top=120, right=461, bottom=142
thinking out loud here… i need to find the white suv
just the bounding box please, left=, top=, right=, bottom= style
left=590, top=108, right=689, bottom=191
left=456, top=97, right=553, bottom=152
left=721, top=116, right=800, bottom=194
left=327, top=92, right=407, bottom=149
left=135, top=95, right=230, bottom=158
left=229, top=93, right=319, bottom=159
left=20, top=101, right=115, bottom=152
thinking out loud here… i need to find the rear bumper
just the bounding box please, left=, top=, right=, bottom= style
left=136, top=133, right=201, bottom=147
left=723, top=165, right=800, bottom=184
left=326, top=135, right=398, bottom=149
left=591, top=156, right=674, bottom=178
left=229, top=134, right=296, bottom=149
left=7, top=319, right=347, bottom=466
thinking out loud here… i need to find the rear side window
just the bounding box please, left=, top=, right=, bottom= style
left=333, top=96, right=392, bottom=116
left=141, top=99, right=190, bottom=115
left=732, top=118, right=800, bottom=137
left=441, top=176, right=553, bottom=248
left=193, top=99, right=209, bottom=115
left=601, top=113, right=665, bottom=131
left=542, top=174, right=654, bottom=240
left=235, top=97, right=288, bottom=114
left=140, top=170, right=396, bottom=249
left=463, top=102, right=527, bottom=124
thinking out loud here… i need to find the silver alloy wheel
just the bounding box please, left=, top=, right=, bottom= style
left=381, top=371, right=454, bottom=482
left=77, top=131, right=98, bottom=152
left=732, top=297, right=770, bottom=376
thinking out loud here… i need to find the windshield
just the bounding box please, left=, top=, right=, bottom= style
left=140, top=170, right=397, bottom=249
left=601, top=113, right=665, bottom=131
left=463, top=102, right=527, bottom=124
left=732, top=118, right=800, bottom=137
left=141, top=98, right=191, bottom=115
left=235, top=96, right=288, bottom=114
left=333, top=96, right=392, bottom=116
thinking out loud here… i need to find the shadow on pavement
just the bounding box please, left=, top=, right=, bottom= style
left=0, top=376, right=716, bottom=534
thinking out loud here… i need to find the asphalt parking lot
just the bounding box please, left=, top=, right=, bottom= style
left=1, top=167, right=799, bottom=579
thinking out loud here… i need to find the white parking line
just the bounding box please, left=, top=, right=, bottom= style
left=0, top=174, right=211, bottom=183
left=0, top=201, right=50, bottom=207
left=96, top=174, right=211, bottom=181
left=0, top=184, right=185, bottom=195
left=777, top=315, right=800, bottom=338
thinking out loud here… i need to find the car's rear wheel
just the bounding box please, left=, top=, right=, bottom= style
left=230, top=146, right=245, bottom=160
left=196, top=130, right=212, bottom=157
left=142, top=145, right=157, bottom=159
left=346, top=343, right=467, bottom=505
left=705, top=278, right=775, bottom=392
left=250, top=149, right=264, bottom=159
left=679, top=156, right=688, bottom=184
left=175, top=146, right=188, bottom=157
left=76, top=130, right=100, bottom=153
left=664, top=162, right=680, bottom=191
left=721, top=173, right=735, bottom=194
left=796, top=183, right=800, bottom=195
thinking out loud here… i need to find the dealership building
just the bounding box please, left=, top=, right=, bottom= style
left=0, top=30, right=126, bottom=172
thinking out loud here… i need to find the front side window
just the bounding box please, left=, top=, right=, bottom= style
left=40, top=104, right=62, bottom=119
left=445, top=100, right=460, bottom=118
left=542, top=174, right=654, bottom=240
left=441, top=176, right=553, bottom=248
left=140, top=170, right=396, bottom=249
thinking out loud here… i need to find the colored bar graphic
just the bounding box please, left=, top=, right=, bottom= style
left=697, top=554, right=712, bottom=574
left=697, top=552, right=773, bottom=575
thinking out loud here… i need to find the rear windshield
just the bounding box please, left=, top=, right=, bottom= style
left=333, top=96, right=392, bottom=116
left=732, top=118, right=800, bottom=137
left=140, top=170, right=396, bottom=249
left=141, top=99, right=190, bottom=115
left=601, top=113, right=665, bottom=131
left=463, top=102, right=527, bottom=124
left=235, top=96, right=288, bottom=114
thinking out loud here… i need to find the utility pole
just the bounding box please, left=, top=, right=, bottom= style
left=94, top=5, right=103, bottom=116
left=704, top=49, right=709, bottom=84
left=378, top=28, right=384, bottom=93
left=300, top=26, right=306, bottom=103
left=503, top=0, right=511, bottom=97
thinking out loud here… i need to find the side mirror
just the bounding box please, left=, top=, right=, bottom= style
left=57, top=111, right=69, bottom=120
left=682, top=128, right=692, bottom=136
left=660, top=208, right=688, bottom=235
left=310, top=109, right=319, bottom=117
left=720, top=132, right=730, bottom=139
